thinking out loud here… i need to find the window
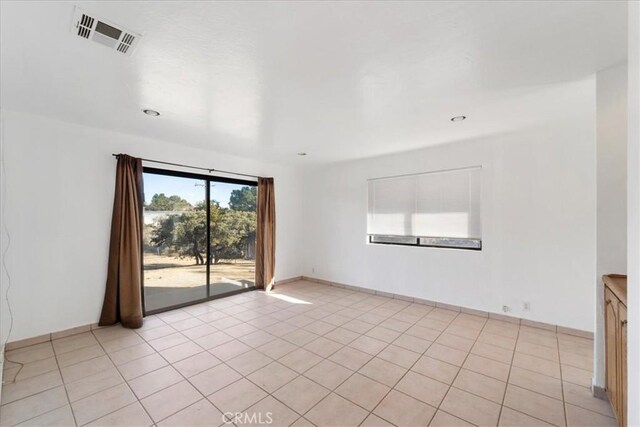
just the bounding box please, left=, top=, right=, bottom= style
left=367, top=166, right=482, bottom=250
left=142, top=168, right=258, bottom=313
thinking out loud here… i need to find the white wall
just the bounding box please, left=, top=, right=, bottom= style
left=0, top=109, right=304, bottom=342
left=593, top=63, right=628, bottom=388
left=302, top=83, right=597, bottom=331
left=0, top=111, right=9, bottom=400
left=627, top=1, right=640, bottom=425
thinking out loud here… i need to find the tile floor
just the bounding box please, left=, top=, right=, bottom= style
left=1, top=280, right=616, bottom=427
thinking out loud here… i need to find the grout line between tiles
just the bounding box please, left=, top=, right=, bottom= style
left=361, top=306, right=457, bottom=426
left=247, top=296, right=430, bottom=425
left=134, top=300, right=311, bottom=424
left=430, top=311, right=495, bottom=425
left=2, top=283, right=598, bottom=427
left=0, top=369, right=62, bottom=406
left=497, top=314, right=520, bottom=425
left=557, top=331, right=569, bottom=427
left=86, top=330, right=156, bottom=427
left=53, top=342, right=78, bottom=427
left=127, top=331, right=219, bottom=424
left=0, top=386, right=70, bottom=426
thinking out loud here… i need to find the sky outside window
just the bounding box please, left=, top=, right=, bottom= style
left=143, top=173, right=250, bottom=207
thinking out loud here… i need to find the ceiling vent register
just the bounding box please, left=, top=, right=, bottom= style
left=71, top=7, right=142, bottom=56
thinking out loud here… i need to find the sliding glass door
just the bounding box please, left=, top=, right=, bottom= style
left=142, top=168, right=257, bottom=313
left=209, top=182, right=257, bottom=297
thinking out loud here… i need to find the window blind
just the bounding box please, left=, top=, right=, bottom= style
left=367, top=166, right=482, bottom=249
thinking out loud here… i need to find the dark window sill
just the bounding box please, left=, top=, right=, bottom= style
left=368, top=235, right=482, bottom=251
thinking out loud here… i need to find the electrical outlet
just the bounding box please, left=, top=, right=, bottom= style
left=523, top=302, right=531, bottom=311
left=502, top=305, right=510, bottom=313
left=312, top=268, right=315, bottom=273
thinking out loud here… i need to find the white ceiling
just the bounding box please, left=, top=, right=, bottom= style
left=0, top=1, right=627, bottom=164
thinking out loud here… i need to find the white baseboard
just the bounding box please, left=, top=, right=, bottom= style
left=5, top=274, right=592, bottom=353
left=297, top=276, right=593, bottom=339
left=4, top=277, right=304, bottom=351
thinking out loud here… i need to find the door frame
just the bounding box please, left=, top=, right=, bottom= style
left=142, top=167, right=258, bottom=316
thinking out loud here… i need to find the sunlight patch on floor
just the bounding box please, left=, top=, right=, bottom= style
left=267, top=293, right=312, bottom=305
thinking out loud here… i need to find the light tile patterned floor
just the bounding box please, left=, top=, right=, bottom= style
left=1, top=280, right=617, bottom=427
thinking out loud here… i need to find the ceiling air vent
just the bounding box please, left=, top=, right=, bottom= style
left=71, top=7, right=142, bottom=56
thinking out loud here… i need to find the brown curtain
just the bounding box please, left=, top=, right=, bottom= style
left=99, top=154, right=144, bottom=328
left=255, top=177, right=276, bottom=291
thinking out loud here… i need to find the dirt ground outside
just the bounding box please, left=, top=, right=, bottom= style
left=143, top=253, right=255, bottom=288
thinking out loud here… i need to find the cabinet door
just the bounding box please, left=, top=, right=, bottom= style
left=619, top=303, right=627, bottom=427
left=605, top=288, right=619, bottom=415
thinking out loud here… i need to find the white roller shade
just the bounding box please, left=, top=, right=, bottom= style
left=367, top=175, right=417, bottom=236
left=367, top=167, right=481, bottom=240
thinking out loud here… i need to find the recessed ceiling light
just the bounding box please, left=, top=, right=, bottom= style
left=450, top=115, right=466, bottom=122
left=297, top=152, right=307, bottom=156
left=143, top=109, right=160, bottom=116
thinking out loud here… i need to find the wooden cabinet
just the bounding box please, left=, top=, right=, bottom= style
left=619, top=303, right=627, bottom=427
left=605, top=287, right=619, bottom=413
left=603, top=274, right=627, bottom=427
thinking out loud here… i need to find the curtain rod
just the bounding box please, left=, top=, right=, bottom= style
left=112, top=154, right=261, bottom=179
